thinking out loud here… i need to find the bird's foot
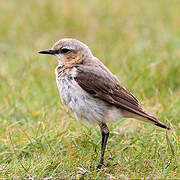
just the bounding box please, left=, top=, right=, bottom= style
left=97, top=163, right=105, bottom=169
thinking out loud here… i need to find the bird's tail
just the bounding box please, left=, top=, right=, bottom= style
left=144, top=113, right=171, bottom=130
left=124, top=110, right=172, bottom=130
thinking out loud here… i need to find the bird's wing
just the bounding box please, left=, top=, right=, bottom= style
left=74, top=65, right=158, bottom=123
left=75, top=65, right=171, bottom=130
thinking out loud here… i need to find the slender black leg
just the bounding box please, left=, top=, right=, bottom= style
left=97, top=123, right=109, bottom=169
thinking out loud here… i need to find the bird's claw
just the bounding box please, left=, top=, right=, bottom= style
left=97, top=163, right=105, bottom=169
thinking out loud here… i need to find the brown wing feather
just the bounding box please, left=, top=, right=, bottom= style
left=74, top=65, right=171, bottom=130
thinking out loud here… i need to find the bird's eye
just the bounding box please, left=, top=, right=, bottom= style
left=60, top=48, right=71, bottom=54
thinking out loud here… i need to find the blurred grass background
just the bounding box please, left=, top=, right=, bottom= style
left=0, top=0, right=179, bottom=179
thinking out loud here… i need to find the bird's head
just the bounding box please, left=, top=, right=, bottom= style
left=39, top=38, right=93, bottom=65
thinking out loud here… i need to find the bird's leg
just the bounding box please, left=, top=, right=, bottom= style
left=97, top=122, right=109, bottom=169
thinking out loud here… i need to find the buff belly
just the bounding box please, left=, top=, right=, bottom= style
left=56, top=76, right=124, bottom=124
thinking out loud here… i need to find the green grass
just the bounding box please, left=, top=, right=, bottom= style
left=0, top=0, right=179, bottom=179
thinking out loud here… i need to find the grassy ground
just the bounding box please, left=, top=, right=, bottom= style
left=0, top=0, right=179, bottom=179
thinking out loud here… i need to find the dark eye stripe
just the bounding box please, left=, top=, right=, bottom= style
left=60, top=48, right=71, bottom=54
left=54, top=49, right=60, bottom=54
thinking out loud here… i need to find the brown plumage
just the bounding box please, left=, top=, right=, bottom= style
left=39, top=38, right=171, bottom=169
left=75, top=65, right=171, bottom=130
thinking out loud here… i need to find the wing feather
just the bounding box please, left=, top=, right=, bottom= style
left=74, top=65, right=166, bottom=126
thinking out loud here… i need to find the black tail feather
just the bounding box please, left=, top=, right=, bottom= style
left=142, top=111, right=172, bottom=130
left=153, top=121, right=171, bottom=130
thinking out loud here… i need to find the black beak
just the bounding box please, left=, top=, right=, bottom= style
left=38, top=49, right=56, bottom=55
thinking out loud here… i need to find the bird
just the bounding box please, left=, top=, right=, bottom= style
left=39, top=38, right=171, bottom=169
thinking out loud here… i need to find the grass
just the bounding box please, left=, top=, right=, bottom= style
left=0, top=0, right=179, bottom=179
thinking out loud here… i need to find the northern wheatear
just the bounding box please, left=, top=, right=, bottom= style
left=39, top=38, right=171, bottom=169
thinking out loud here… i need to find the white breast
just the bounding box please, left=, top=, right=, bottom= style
left=55, top=68, right=124, bottom=124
